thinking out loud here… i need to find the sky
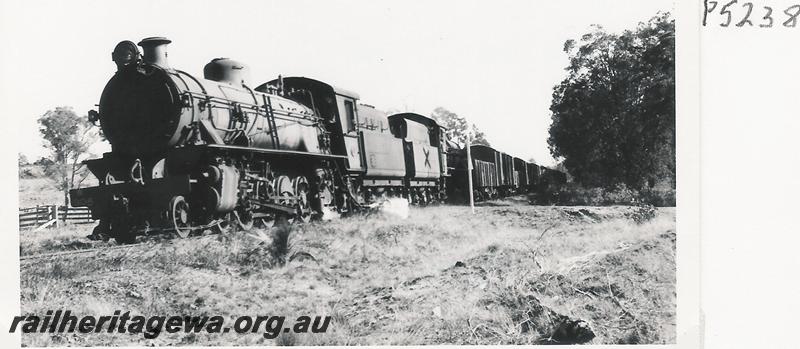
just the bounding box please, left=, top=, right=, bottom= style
left=1, top=0, right=672, bottom=166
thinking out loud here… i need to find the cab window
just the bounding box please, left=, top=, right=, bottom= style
left=344, top=100, right=356, bottom=132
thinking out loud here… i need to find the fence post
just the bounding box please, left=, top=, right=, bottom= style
left=53, top=205, right=59, bottom=228
left=34, top=205, right=40, bottom=226
left=467, top=134, right=474, bottom=215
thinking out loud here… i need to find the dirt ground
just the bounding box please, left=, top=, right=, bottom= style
left=18, top=198, right=676, bottom=346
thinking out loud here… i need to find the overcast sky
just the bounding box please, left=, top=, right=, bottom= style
left=1, top=0, right=672, bottom=166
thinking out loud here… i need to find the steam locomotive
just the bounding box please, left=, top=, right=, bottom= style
left=69, top=37, right=564, bottom=244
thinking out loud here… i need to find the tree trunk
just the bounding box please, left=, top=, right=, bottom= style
left=63, top=182, right=69, bottom=208
left=63, top=171, right=70, bottom=208
left=67, top=159, right=78, bottom=208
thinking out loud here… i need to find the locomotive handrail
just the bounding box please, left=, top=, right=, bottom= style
left=240, top=83, right=260, bottom=137
left=182, top=91, right=317, bottom=119
left=182, top=92, right=320, bottom=125
left=193, top=99, right=320, bottom=131
left=204, top=144, right=348, bottom=159
left=240, top=83, right=259, bottom=106
left=175, top=70, right=207, bottom=94
left=172, top=71, right=200, bottom=125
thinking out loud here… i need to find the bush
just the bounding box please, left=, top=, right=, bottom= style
left=19, top=167, right=37, bottom=179
left=532, top=183, right=675, bottom=207
left=601, top=184, right=639, bottom=205
left=640, top=187, right=676, bottom=207
left=626, top=204, right=657, bottom=224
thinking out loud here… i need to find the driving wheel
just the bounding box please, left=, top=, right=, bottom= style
left=169, top=196, right=192, bottom=238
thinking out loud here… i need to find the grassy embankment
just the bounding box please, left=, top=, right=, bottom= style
left=19, top=195, right=676, bottom=346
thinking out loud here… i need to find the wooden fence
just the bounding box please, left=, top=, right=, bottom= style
left=19, top=205, right=93, bottom=231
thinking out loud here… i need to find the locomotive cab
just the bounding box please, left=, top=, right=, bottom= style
left=256, top=77, right=366, bottom=173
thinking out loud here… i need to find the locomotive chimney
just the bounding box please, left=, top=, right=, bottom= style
left=137, top=37, right=172, bottom=68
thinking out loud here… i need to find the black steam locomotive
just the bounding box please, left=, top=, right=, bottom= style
left=69, top=37, right=564, bottom=243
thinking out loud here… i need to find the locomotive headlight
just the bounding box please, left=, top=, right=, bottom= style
left=111, top=40, right=140, bottom=69
left=87, top=109, right=99, bottom=125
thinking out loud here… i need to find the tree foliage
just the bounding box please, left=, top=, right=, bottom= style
left=38, top=107, right=98, bottom=206
left=548, top=12, right=675, bottom=189
left=431, top=107, right=490, bottom=148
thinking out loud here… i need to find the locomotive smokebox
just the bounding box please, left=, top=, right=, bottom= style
left=204, top=58, right=250, bottom=86
left=138, top=37, right=171, bottom=68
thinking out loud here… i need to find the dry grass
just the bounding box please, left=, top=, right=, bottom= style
left=19, top=177, right=64, bottom=208
left=18, top=199, right=675, bottom=346
left=18, top=167, right=99, bottom=208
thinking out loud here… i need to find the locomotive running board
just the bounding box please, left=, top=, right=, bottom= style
left=205, top=144, right=348, bottom=160
left=253, top=202, right=298, bottom=215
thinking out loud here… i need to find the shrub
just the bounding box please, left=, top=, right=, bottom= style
left=601, top=184, right=639, bottom=205
left=640, top=188, right=676, bottom=207
left=532, top=183, right=675, bottom=207
left=269, top=224, right=293, bottom=266
left=626, top=204, right=657, bottom=224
